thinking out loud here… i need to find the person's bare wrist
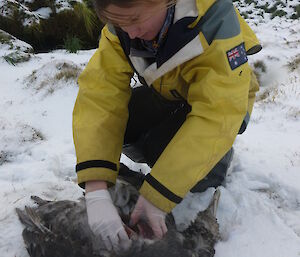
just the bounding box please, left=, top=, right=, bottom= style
left=85, top=180, right=108, bottom=193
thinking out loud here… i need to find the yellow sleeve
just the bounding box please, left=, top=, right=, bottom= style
left=234, top=7, right=262, bottom=55
left=73, top=25, right=133, bottom=188
left=140, top=35, right=252, bottom=212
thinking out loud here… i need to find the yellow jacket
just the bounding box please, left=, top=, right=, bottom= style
left=73, top=0, right=260, bottom=212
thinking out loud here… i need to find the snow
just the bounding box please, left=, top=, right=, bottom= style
left=174, top=17, right=300, bottom=256
left=0, top=0, right=83, bottom=26
left=0, top=30, right=33, bottom=54
left=235, top=0, right=299, bottom=20
left=0, top=0, right=40, bottom=26
left=32, top=7, right=52, bottom=19
left=0, top=12, right=300, bottom=257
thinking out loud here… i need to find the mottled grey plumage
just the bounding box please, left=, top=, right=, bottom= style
left=16, top=180, right=220, bottom=257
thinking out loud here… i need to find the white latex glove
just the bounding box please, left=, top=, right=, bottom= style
left=130, top=195, right=167, bottom=238
left=85, top=189, right=131, bottom=251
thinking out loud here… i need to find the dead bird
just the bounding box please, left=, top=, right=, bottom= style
left=16, top=179, right=220, bottom=257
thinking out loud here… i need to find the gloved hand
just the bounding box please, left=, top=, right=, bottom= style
left=85, top=189, right=131, bottom=251
left=130, top=195, right=167, bottom=238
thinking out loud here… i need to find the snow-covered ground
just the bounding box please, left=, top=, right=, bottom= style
left=0, top=13, right=300, bottom=257
left=0, top=0, right=83, bottom=25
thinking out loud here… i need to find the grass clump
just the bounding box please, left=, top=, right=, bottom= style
left=287, top=55, right=300, bottom=72
left=0, top=30, right=13, bottom=45
left=55, top=62, right=81, bottom=81
left=260, top=3, right=277, bottom=13
left=271, top=9, right=287, bottom=19
left=3, top=51, right=31, bottom=65
left=0, top=151, right=11, bottom=165
left=254, top=60, right=267, bottom=73
left=63, top=35, right=82, bottom=53
left=291, top=4, right=300, bottom=19
left=73, top=2, right=97, bottom=38
left=256, top=88, right=271, bottom=102
left=241, top=12, right=249, bottom=19
left=25, top=61, right=82, bottom=96
left=21, top=126, right=44, bottom=142
left=256, top=87, right=281, bottom=103
left=252, top=60, right=267, bottom=86
left=256, top=0, right=287, bottom=19
left=0, top=2, right=101, bottom=52
left=245, top=0, right=257, bottom=5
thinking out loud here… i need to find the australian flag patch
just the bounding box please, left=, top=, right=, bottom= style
left=226, top=43, right=248, bottom=70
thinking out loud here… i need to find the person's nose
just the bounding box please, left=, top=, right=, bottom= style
left=122, top=25, right=142, bottom=39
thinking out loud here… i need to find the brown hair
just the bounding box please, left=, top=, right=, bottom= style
left=92, top=0, right=176, bottom=25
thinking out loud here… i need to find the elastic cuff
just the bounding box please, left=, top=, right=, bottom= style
left=85, top=189, right=111, bottom=200
left=77, top=167, right=118, bottom=189
left=139, top=181, right=178, bottom=213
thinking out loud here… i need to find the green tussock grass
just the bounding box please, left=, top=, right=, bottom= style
left=73, top=2, right=98, bottom=38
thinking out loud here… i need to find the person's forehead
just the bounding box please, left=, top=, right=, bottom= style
left=106, top=5, right=136, bottom=17
left=104, top=2, right=165, bottom=25
left=106, top=2, right=154, bottom=15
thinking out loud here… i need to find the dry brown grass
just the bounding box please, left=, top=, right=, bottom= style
left=54, top=62, right=81, bottom=81
left=287, top=54, right=300, bottom=72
